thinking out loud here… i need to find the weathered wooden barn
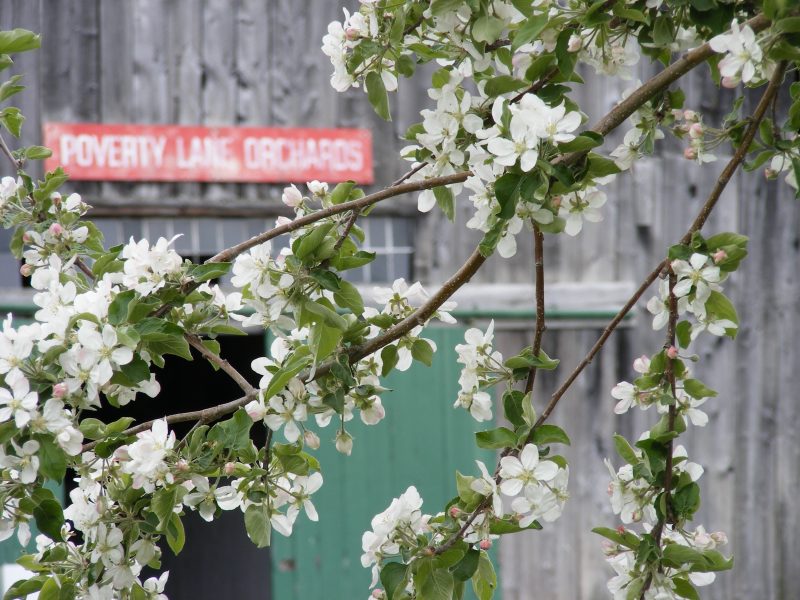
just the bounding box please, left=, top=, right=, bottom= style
left=0, top=1, right=798, bottom=599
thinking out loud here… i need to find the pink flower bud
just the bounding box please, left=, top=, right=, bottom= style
left=721, top=76, right=739, bottom=89
left=345, top=27, right=360, bottom=41
left=567, top=34, right=582, bottom=52
left=551, top=195, right=562, bottom=209
left=303, top=430, right=320, bottom=450
left=601, top=540, right=618, bottom=556
left=764, top=168, right=778, bottom=179
left=683, top=147, right=697, bottom=160
left=670, top=109, right=683, bottom=120
left=666, top=346, right=679, bottom=359
left=712, top=249, right=727, bottom=264
left=48, top=222, right=64, bottom=237
left=19, top=264, right=32, bottom=277
left=275, top=216, right=292, bottom=227
left=688, top=123, right=704, bottom=139
left=52, top=382, right=68, bottom=398
left=50, top=192, right=62, bottom=205
left=176, top=459, right=190, bottom=472
left=224, top=462, right=236, bottom=475
left=245, top=400, right=267, bottom=421
left=22, top=232, right=32, bottom=244
left=683, top=110, right=698, bottom=122
left=449, top=506, right=461, bottom=518
left=479, top=539, right=492, bottom=550
left=371, top=590, right=385, bottom=599
left=114, top=446, right=131, bottom=462
left=616, top=525, right=626, bottom=535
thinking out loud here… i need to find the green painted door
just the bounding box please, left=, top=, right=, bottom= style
left=272, top=326, right=497, bottom=599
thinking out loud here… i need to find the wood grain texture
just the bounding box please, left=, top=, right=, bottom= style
left=0, top=3, right=798, bottom=598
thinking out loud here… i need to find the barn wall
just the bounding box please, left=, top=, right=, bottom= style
left=0, top=2, right=798, bottom=599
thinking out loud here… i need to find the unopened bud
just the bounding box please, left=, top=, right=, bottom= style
left=567, top=34, right=582, bottom=52
left=224, top=462, right=236, bottom=475
left=688, top=123, right=704, bottom=139
left=712, top=249, right=727, bottom=264
left=710, top=531, right=728, bottom=545
left=50, top=192, right=62, bottom=205
left=48, top=222, right=64, bottom=237
left=345, top=27, right=360, bottom=41
left=22, top=232, right=32, bottom=244
left=601, top=540, right=618, bottom=556
left=479, top=539, right=492, bottom=550
left=114, top=446, right=130, bottom=462
left=449, top=506, right=461, bottom=518
left=551, top=195, right=562, bottom=209
left=371, top=590, right=385, bottom=599
left=721, top=76, right=739, bottom=89
left=176, top=459, right=190, bottom=472
left=275, top=215, right=292, bottom=227
left=303, top=430, right=320, bottom=450
left=616, top=525, right=626, bottom=535
left=683, top=147, right=697, bottom=160
left=666, top=346, right=679, bottom=359
left=683, top=110, right=698, bottom=122
left=52, top=382, right=68, bottom=398
left=19, top=264, right=33, bottom=277
left=764, top=168, right=778, bottom=179
left=670, top=108, right=683, bottom=120
left=335, top=430, right=353, bottom=456
left=281, top=185, right=303, bottom=208
left=245, top=400, right=267, bottom=421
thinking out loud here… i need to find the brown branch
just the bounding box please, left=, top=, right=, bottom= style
left=208, top=172, right=470, bottom=264
left=532, top=59, right=787, bottom=430
left=639, top=271, right=678, bottom=600
left=185, top=334, right=256, bottom=396
left=0, top=133, right=22, bottom=171
left=524, top=225, right=546, bottom=395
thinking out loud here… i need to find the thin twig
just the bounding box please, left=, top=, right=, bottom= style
left=0, top=133, right=22, bottom=171
left=524, top=225, right=546, bottom=395
left=185, top=334, right=256, bottom=396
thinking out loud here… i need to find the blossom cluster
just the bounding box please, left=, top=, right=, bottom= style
left=453, top=321, right=505, bottom=422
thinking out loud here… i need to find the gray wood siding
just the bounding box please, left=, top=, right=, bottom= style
left=0, top=2, right=797, bottom=599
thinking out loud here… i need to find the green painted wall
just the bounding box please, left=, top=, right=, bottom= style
left=271, top=327, right=497, bottom=600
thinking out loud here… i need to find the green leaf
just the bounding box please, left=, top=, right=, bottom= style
left=472, top=15, right=505, bottom=44
left=488, top=517, right=542, bottom=534
left=683, top=378, right=717, bottom=399
left=494, top=172, right=523, bottom=219
left=330, top=181, right=356, bottom=205
left=531, top=424, right=570, bottom=446
left=613, top=434, right=638, bottom=465
left=0, top=29, right=41, bottom=54
left=503, top=390, right=526, bottom=428
left=166, top=512, right=186, bottom=554
left=451, top=549, right=480, bottom=581
left=471, top=552, right=496, bottom=600
left=295, top=223, right=335, bottom=262
left=333, top=279, right=364, bottom=315
left=23, top=145, right=51, bottom=160
left=309, top=322, right=343, bottom=363
left=512, top=13, right=548, bottom=51
left=381, top=345, right=399, bottom=377
left=431, top=0, right=464, bottom=16
left=484, top=75, right=528, bottom=97
left=554, top=29, right=578, bottom=77
left=36, top=578, right=60, bottom=600
left=558, top=133, right=602, bottom=153
left=704, top=291, right=739, bottom=337
left=263, top=350, right=312, bottom=401
left=419, top=567, right=454, bottom=600
left=4, top=575, right=48, bottom=600
left=187, top=262, right=231, bottom=282
left=672, top=578, right=700, bottom=600
left=433, top=185, right=455, bottom=220
left=366, top=71, right=391, bottom=121
left=676, top=320, right=692, bottom=349
left=33, top=497, right=65, bottom=542
left=591, top=526, right=641, bottom=550
left=456, top=471, right=481, bottom=508
left=411, top=339, right=434, bottom=367
left=34, top=436, right=66, bottom=482
left=475, top=427, right=518, bottom=449
left=0, top=106, right=24, bottom=137
left=586, top=152, right=621, bottom=177
left=303, top=299, right=348, bottom=330
left=151, top=488, right=180, bottom=531
left=244, top=504, right=271, bottom=548
left=0, top=75, right=24, bottom=103
left=381, top=562, right=410, bottom=600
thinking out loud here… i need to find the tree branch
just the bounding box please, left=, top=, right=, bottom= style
left=532, top=59, right=788, bottom=430
left=185, top=334, right=256, bottom=396
left=524, top=225, right=546, bottom=395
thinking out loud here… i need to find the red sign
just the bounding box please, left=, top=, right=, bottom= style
left=43, top=122, right=373, bottom=184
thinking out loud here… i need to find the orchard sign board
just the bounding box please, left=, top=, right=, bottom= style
left=43, top=122, right=374, bottom=184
